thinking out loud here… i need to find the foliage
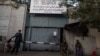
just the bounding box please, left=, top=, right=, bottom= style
left=64, top=0, right=100, bottom=29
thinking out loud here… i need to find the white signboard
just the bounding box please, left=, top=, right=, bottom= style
left=30, top=0, right=67, bottom=14
left=53, top=31, right=57, bottom=36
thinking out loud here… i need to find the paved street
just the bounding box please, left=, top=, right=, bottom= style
left=0, top=51, right=61, bottom=56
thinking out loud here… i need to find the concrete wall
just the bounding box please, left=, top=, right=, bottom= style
left=88, top=28, right=100, bottom=56
left=68, top=19, right=79, bottom=24
left=64, top=30, right=96, bottom=55
left=0, top=0, right=11, bottom=5
left=0, top=4, right=27, bottom=51
left=7, top=5, right=27, bottom=39
left=0, top=5, right=11, bottom=37
left=64, top=22, right=100, bottom=55
left=64, top=18, right=98, bottom=55
left=0, top=4, right=27, bottom=39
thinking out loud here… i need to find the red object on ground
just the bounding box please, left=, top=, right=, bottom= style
left=92, top=51, right=96, bottom=56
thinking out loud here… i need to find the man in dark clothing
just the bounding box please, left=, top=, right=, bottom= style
left=11, top=30, right=22, bottom=54
left=75, top=40, right=83, bottom=56
left=61, top=40, right=68, bottom=56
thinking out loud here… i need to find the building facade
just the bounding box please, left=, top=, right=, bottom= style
left=24, top=0, right=68, bottom=51
left=0, top=0, right=100, bottom=56
left=0, top=0, right=68, bottom=51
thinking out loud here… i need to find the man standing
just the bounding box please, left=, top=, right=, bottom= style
left=11, top=30, right=22, bottom=54
left=75, top=40, right=83, bottom=56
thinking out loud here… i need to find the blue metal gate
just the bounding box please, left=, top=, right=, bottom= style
left=24, top=28, right=60, bottom=51
left=24, top=14, right=68, bottom=51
